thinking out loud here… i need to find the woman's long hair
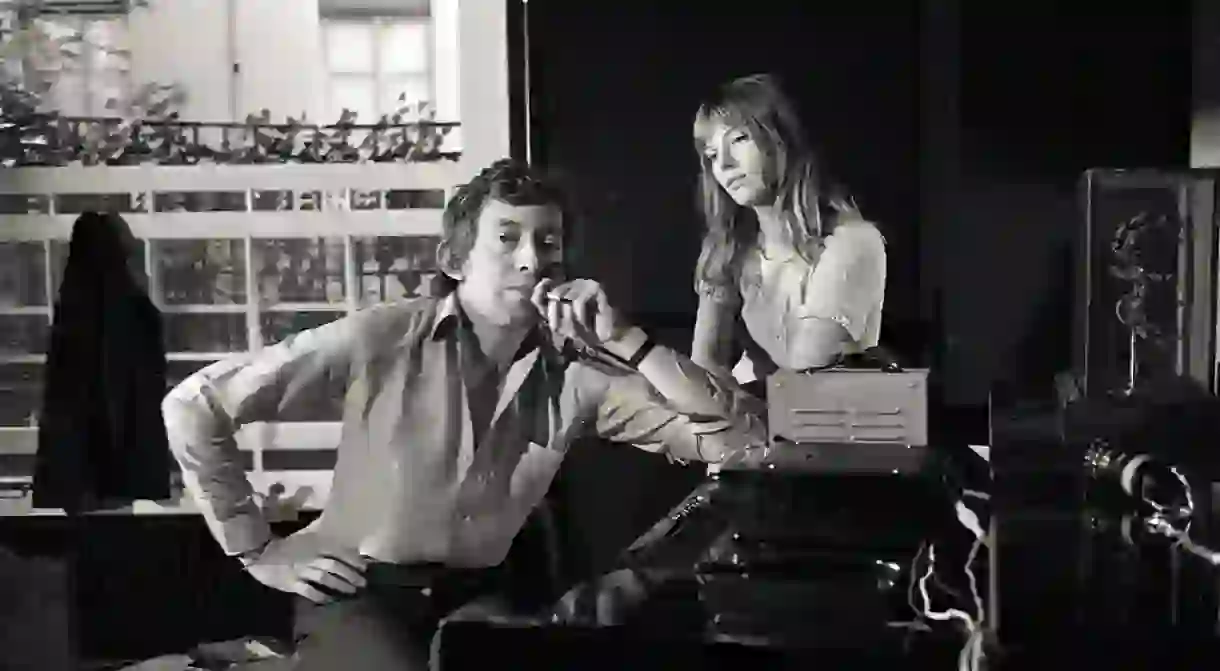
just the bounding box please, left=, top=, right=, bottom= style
left=692, top=74, right=855, bottom=293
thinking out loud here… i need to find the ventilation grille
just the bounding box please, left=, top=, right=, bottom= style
left=767, top=369, right=930, bottom=447
left=29, top=0, right=131, bottom=16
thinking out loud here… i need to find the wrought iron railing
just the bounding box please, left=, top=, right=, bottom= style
left=2, top=113, right=462, bottom=167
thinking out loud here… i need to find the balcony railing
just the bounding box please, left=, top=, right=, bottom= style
left=3, top=114, right=461, bottom=168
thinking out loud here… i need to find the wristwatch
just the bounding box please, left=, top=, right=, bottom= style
left=236, top=538, right=272, bottom=567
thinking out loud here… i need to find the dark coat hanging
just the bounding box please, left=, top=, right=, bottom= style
left=32, top=212, right=172, bottom=511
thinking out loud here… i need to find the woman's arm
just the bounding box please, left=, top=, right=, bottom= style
left=787, top=221, right=887, bottom=370
left=784, top=319, right=851, bottom=369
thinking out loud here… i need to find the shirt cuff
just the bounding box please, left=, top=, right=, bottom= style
left=217, top=513, right=274, bottom=557
left=800, top=310, right=867, bottom=343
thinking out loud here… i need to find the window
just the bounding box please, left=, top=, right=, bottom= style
left=322, top=19, right=432, bottom=127
left=31, top=14, right=132, bottom=117
left=0, top=0, right=511, bottom=514
left=0, top=163, right=461, bottom=513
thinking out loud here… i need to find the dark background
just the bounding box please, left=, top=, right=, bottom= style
left=524, top=0, right=1191, bottom=409
left=523, top=0, right=1193, bottom=571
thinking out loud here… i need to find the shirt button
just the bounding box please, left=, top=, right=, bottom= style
left=462, top=514, right=472, bottom=522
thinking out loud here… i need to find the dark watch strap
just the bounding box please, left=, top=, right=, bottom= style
left=625, top=337, right=657, bottom=368
left=237, top=538, right=272, bottom=566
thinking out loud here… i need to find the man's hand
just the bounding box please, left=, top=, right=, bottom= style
left=242, top=533, right=368, bottom=604
left=531, top=278, right=633, bottom=350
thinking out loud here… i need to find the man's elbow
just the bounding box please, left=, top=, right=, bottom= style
left=161, top=389, right=200, bottom=434
left=161, top=389, right=224, bottom=461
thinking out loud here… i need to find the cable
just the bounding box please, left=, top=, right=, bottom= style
left=906, top=493, right=990, bottom=671
left=916, top=544, right=982, bottom=671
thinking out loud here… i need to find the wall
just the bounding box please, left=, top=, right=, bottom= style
left=935, top=2, right=1191, bottom=405
left=454, top=0, right=508, bottom=176
left=528, top=1, right=920, bottom=331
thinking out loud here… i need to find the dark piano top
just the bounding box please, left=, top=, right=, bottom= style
left=435, top=395, right=1220, bottom=670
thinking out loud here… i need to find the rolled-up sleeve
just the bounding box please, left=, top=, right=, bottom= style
left=794, top=221, right=886, bottom=343
left=580, top=358, right=768, bottom=464
left=162, top=309, right=376, bottom=556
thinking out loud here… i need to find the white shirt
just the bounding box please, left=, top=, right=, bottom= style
left=704, top=220, right=887, bottom=384
left=162, top=293, right=766, bottom=568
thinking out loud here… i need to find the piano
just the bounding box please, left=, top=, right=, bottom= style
left=436, top=361, right=996, bottom=668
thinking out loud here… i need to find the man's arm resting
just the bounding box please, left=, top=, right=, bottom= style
left=602, top=326, right=742, bottom=419
left=588, top=362, right=770, bottom=467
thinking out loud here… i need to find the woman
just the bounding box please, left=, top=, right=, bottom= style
left=690, top=73, right=886, bottom=385
left=552, top=74, right=892, bottom=627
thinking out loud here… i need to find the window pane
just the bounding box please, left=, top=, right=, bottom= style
left=379, top=22, right=429, bottom=74
left=0, top=243, right=49, bottom=308
left=152, top=239, right=247, bottom=306
left=253, top=238, right=346, bottom=305
left=380, top=75, right=431, bottom=117
left=87, top=18, right=130, bottom=72
left=352, top=235, right=440, bottom=306
left=163, top=314, right=248, bottom=353
left=0, top=364, right=42, bottom=428
left=36, top=18, right=83, bottom=70
left=260, top=311, right=343, bottom=347
left=167, top=359, right=217, bottom=391
left=324, top=22, right=374, bottom=73
left=0, top=316, right=49, bottom=356
left=85, top=17, right=126, bottom=49
left=328, top=75, right=377, bottom=124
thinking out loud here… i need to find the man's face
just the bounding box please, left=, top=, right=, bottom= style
left=458, top=198, right=565, bottom=322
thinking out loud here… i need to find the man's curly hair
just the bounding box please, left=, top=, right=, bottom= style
left=436, top=158, right=571, bottom=287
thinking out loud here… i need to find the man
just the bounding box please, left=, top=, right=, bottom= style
left=163, top=158, right=767, bottom=669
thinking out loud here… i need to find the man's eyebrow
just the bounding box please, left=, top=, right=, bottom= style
left=497, top=219, right=521, bottom=228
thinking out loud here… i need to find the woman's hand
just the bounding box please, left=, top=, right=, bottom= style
left=242, top=533, right=368, bottom=604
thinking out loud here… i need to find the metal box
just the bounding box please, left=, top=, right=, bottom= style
left=767, top=368, right=930, bottom=448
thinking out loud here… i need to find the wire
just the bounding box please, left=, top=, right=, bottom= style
left=917, top=544, right=982, bottom=671
left=908, top=491, right=990, bottom=671
left=964, top=534, right=986, bottom=625
left=1136, top=464, right=1220, bottom=566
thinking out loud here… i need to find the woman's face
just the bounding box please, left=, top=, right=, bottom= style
left=701, top=119, right=771, bottom=207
